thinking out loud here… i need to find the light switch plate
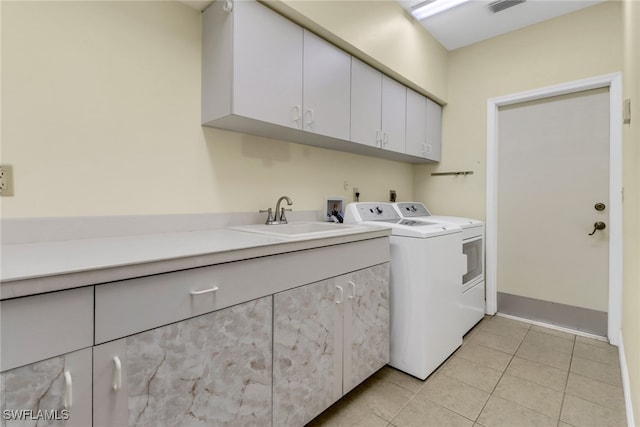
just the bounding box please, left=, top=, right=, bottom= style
left=623, top=98, right=631, bottom=124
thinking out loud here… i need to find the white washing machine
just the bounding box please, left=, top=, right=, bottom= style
left=393, top=202, right=485, bottom=335
left=344, top=202, right=464, bottom=380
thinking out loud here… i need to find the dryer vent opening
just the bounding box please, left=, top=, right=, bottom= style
left=488, top=0, right=526, bottom=14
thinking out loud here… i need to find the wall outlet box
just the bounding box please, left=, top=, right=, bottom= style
left=0, top=164, right=14, bottom=197
left=324, top=196, right=345, bottom=222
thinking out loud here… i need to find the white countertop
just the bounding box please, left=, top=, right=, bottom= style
left=1, top=225, right=390, bottom=300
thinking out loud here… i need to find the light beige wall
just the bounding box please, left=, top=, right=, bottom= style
left=413, top=1, right=623, bottom=221
left=622, top=0, right=640, bottom=421
left=0, top=1, right=414, bottom=218
left=267, top=0, right=449, bottom=102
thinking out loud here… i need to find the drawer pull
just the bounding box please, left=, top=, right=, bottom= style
left=336, top=285, right=344, bottom=304
left=190, top=286, right=219, bottom=296
left=113, top=356, right=122, bottom=392
left=63, top=370, right=72, bottom=410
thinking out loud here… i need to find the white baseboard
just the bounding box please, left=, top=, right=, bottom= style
left=618, top=331, right=636, bottom=427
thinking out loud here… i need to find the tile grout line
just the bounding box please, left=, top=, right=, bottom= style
left=471, top=318, right=530, bottom=424
left=475, top=322, right=575, bottom=424
left=557, top=333, right=577, bottom=427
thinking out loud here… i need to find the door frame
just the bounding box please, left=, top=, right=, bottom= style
left=486, top=73, right=622, bottom=344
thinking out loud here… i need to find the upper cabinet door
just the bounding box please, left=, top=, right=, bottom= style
left=233, top=1, right=303, bottom=129
left=381, top=76, right=406, bottom=154
left=426, top=98, right=443, bottom=162
left=350, top=58, right=382, bottom=147
left=303, top=31, right=351, bottom=140
left=406, top=88, right=428, bottom=158
left=406, top=89, right=442, bottom=161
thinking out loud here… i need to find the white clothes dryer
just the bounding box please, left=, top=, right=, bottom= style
left=393, top=202, right=485, bottom=335
left=344, top=202, right=464, bottom=380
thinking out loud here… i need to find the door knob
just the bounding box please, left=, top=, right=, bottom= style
left=588, top=221, right=606, bottom=236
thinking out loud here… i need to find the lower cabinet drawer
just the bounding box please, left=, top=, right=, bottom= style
left=95, top=259, right=269, bottom=344
left=95, top=237, right=390, bottom=344
left=1, top=286, right=94, bottom=372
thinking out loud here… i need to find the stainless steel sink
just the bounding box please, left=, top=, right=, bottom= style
left=230, top=221, right=360, bottom=238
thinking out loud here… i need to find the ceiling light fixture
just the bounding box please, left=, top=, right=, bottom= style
left=410, top=0, right=470, bottom=20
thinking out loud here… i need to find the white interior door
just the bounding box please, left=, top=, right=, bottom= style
left=496, top=87, right=610, bottom=335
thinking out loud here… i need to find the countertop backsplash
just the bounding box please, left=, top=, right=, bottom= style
left=1, top=210, right=323, bottom=245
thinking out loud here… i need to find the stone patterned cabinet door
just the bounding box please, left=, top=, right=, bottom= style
left=273, top=277, right=343, bottom=427
left=93, top=296, right=273, bottom=427
left=1, top=347, right=93, bottom=427
left=343, top=262, right=391, bottom=393
left=273, top=263, right=391, bottom=426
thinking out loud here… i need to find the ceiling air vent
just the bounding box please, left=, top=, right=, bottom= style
left=488, top=0, right=526, bottom=14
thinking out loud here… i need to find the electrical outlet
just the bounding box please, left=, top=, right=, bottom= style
left=389, top=190, right=397, bottom=202
left=353, top=187, right=360, bottom=202
left=0, top=164, right=14, bottom=197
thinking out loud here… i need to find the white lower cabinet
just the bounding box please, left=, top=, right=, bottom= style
left=1, top=347, right=93, bottom=427
left=3, top=237, right=391, bottom=427
left=93, top=296, right=273, bottom=427
left=272, top=263, right=390, bottom=426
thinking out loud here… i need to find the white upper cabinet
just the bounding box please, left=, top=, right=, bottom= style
left=350, top=58, right=382, bottom=147
left=406, top=88, right=442, bottom=161
left=303, top=30, right=351, bottom=140
left=406, top=88, right=428, bottom=158
left=202, top=0, right=441, bottom=163
left=350, top=59, right=407, bottom=154
left=426, top=97, right=443, bottom=162
left=203, top=0, right=303, bottom=129
left=381, top=76, right=407, bottom=154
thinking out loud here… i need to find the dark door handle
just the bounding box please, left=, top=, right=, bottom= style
left=588, top=221, right=606, bottom=236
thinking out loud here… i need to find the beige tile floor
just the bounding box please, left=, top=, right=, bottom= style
left=307, top=316, right=627, bottom=427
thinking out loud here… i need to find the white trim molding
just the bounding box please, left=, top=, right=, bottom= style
left=486, top=73, right=623, bottom=345
left=618, top=331, right=637, bottom=427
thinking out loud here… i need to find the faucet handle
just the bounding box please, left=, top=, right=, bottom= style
left=259, top=208, right=274, bottom=225
left=279, top=208, right=292, bottom=224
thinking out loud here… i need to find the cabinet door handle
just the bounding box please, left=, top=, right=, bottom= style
left=348, top=281, right=356, bottom=300
left=376, top=130, right=382, bottom=147
left=336, top=285, right=344, bottom=304
left=63, top=370, right=73, bottom=410
left=304, top=108, right=314, bottom=127
left=422, top=143, right=432, bottom=156
left=383, top=132, right=389, bottom=146
left=113, top=356, right=122, bottom=392
left=190, top=286, right=219, bottom=296
left=293, top=105, right=301, bottom=125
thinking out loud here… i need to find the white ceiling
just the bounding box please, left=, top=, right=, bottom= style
left=182, top=0, right=606, bottom=51
left=398, top=0, right=606, bottom=50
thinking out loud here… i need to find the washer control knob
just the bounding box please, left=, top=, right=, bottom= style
left=375, top=206, right=383, bottom=214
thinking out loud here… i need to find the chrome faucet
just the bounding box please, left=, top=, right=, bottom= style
left=259, top=196, right=293, bottom=225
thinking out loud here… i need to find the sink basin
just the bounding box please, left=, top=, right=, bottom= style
left=230, top=221, right=361, bottom=238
